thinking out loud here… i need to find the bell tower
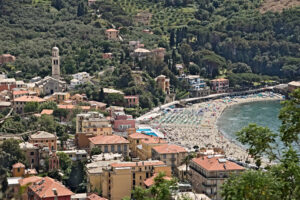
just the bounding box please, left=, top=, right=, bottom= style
left=52, top=46, right=60, bottom=79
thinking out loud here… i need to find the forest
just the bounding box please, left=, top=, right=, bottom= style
left=0, top=0, right=299, bottom=104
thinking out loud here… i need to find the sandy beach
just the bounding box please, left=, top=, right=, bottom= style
left=149, top=92, right=284, bottom=163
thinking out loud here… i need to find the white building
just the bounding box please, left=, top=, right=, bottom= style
left=70, top=72, right=91, bottom=88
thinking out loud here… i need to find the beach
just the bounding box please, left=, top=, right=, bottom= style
left=148, top=92, right=284, bottom=163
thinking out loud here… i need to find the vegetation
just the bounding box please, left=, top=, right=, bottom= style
left=222, top=89, right=300, bottom=199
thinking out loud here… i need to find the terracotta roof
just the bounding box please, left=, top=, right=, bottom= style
left=12, top=162, right=25, bottom=168
left=25, top=168, right=38, bottom=175
left=19, top=176, right=42, bottom=186
left=14, top=96, right=45, bottom=102
left=124, top=95, right=139, bottom=99
left=192, top=156, right=245, bottom=171
left=87, top=193, right=108, bottom=200
left=128, top=132, right=152, bottom=140
left=106, top=28, right=118, bottom=32
left=30, top=131, right=56, bottom=139
left=41, top=109, right=53, bottom=115
left=110, top=160, right=165, bottom=168
left=57, top=104, right=91, bottom=110
left=210, top=78, right=228, bottom=82
left=152, top=144, right=187, bottom=154
left=12, top=90, right=29, bottom=95
left=28, top=177, right=74, bottom=198
left=141, top=137, right=167, bottom=144
left=144, top=173, right=172, bottom=187
left=89, top=134, right=129, bottom=145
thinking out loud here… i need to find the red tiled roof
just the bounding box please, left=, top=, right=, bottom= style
left=87, top=193, right=108, bottom=200
left=128, top=132, right=152, bottom=139
left=144, top=173, right=172, bottom=187
left=106, top=29, right=118, bottom=32
left=111, top=160, right=165, bottom=168
left=89, top=134, right=129, bottom=145
left=28, top=177, right=74, bottom=198
left=57, top=104, right=91, bottom=110
left=141, top=137, right=167, bottom=144
left=12, top=162, right=25, bottom=168
left=152, top=144, right=187, bottom=154
left=41, top=109, right=53, bottom=115
left=192, top=156, right=245, bottom=171
left=19, top=176, right=42, bottom=186
left=12, top=90, right=29, bottom=95
left=211, top=78, right=228, bottom=82
left=25, top=168, right=38, bottom=175
left=14, top=96, right=45, bottom=102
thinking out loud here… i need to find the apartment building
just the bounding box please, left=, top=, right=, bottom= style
left=128, top=132, right=151, bottom=158
left=13, top=95, right=46, bottom=113
left=101, top=161, right=171, bottom=200
left=89, top=134, right=130, bottom=157
left=189, top=156, right=245, bottom=200
left=76, top=112, right=112, bottom=148
left=137, top=137, right=168, bottom=160
left=28, top=131, right=57, bottom=151
left=151, top=144, right=188, bottom=171
left=210, top=78, right=229, bottom=93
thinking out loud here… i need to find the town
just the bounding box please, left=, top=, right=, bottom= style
left=1, top=0, right=300, bottom=199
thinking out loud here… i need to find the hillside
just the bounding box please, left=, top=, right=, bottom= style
left=0, top=0, right=300, bottom=101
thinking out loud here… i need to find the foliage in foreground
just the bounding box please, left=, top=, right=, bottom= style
left=222, top=89, right=300, bottom=200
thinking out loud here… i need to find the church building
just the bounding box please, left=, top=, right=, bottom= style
left=35, top=47, right=67, bottom=95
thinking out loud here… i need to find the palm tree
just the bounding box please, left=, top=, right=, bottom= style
left=181, top=153, right=196, bottom=181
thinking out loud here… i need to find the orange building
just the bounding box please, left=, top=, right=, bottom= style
left=13, top=96, right=46, bottom=113
left=156, top=75, right=170, bottom=94
left=210, top=78, right=229, bottom=93
left=12, top=162, right=25, bottom=177
left=18, top=176, right=43, bottom=200
left=105, top=29, right=119, bottom=40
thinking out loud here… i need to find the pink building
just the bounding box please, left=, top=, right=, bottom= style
left=102, top=53, right=113, bottom=59
left=105, top=29, right=119, bottom=40
left=113, top=114, right=135, bottom=132
left=124, top=95, right=139, bottom=107
left=210, top=78, right=229, bottom=93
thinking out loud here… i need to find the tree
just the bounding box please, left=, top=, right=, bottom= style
left=99, top=88, right=105, bottom=102
left=39, top=101, right=57, bottom=112
left=236, top=123, right=277, bottom=167
left=222, top=170, right=283, bottom=200
left=127, top=172, right=177, bottom=200
left=57, top=152, right=72, bottom=174
left=38, top=115, right=57, bottom=133
left=51, top=0, right=64, bottom=10
left=91, top=147, right=102, bottom=156
left=169, top=30, right=175, bottom=47
left=77, top=1, right=87, bottom=17
left=24, top=102, right=39, bottom=113
left=179, top=43, right=192, bottom=68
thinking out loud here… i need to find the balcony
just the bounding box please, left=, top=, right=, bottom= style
left=190, top=165, right=228, bottom=179
left=202, top=182, right=217, bottom=187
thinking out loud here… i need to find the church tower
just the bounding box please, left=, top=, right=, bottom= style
left=52, top=46, right=60, bottom=79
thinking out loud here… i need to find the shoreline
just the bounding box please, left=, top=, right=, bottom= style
left=149, top=92, right=284, bottom=164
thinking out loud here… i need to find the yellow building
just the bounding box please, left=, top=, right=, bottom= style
left=137, top=137, right=167, bottom=160
left=128, top=132, right=151, bottom=158
left=49, top=92, right=70, bottom=103
left=28, top=131, right=57, bottom=151
left=151, top=144, right=188, bottom=171
left=76, top=112, right=112, bottom=148
left=101, top=161, right=171, bottom=200
left=89, top=134, right=129, bottom=157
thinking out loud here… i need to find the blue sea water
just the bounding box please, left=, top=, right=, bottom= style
left=217, top=100, right=282, bottom=145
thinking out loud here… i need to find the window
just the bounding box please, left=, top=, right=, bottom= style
left=69, top=155, right=72, bottom=158
left=104, top=145, right=108, bottom=153
left=31, top=159, right=34, bottom=163
left=118, top=145, right=121, bottom=152
left=111, top=145, right=115, bottom=152
left=163, top=154, right=167, bottom=159
left=140, top=176, right=142, bottom=180
left=17, top=168, right=20, bottom=172
left=124, top=145, right=127, bottom=151
left=133, top=180, right=135, bottom=185
left=30, top=152, right=34, bottom=156
left=146, top=172, right=149, bottom=178
left=133, top=173, right=135, bottom=179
